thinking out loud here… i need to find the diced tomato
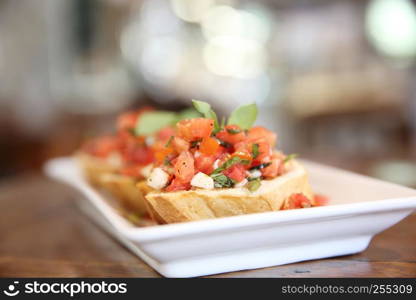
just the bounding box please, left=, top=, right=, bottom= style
left=117, top=111, right=139, bottom=132
left=283, top=193, right=312, bottom=209
left=234, top=140, right=270, bottom=163
left=256, top=141, right=272, bottom=162
left=157, top=127, right=176, bottom=142
left=83, top=136, right=121, bottom=158
left=165, top=178, right=191, bottom=192
left=247, top=126, right=277, bottom=147
left=199, top=137, right=220, bottom=155
left=261, top=158, right=281, bottom=178
left=313, top=194, right=329, bottom=206
left=177, top=118, right=214, bottom=141
left=172, top=137, right=190, bottom=153
left=195, top=154, right=216, bottom=174
left=215, top=125, right=246, bottom=145
left=223, top=164, right=246, bottom=182
left=123, top=145, right=154, bottom=165
left=173, top=151, right=195, bottom=182
left=154, top=147, right=174, bottom=163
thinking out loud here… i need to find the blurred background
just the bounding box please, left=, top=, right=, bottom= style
left=2, top=0, right=416, bottom=187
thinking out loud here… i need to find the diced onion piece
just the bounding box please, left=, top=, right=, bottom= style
left=191, top=172, right=214, bottom=190
left=234, top=178, right=248, bottom=188
left=213, top=159, right=220, bottom=169
left=147, top=167, right=169, bottom=189
left=248, top=170, right=262, bottom=178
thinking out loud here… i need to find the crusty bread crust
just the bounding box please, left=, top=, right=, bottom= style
left=76, top=153, right=148, bottom=216
left=140, top=160, right=313, bottom=224
left=76, top=153, right=118, bottom=186
left=100, top=174, right=148, bottom=215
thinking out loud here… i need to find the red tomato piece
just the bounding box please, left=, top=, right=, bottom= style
left=199, top=137, right=220, bottom=155
left=247, top=126, right=277, bottom=147
left=165, top=178, right=191, bottom=192
left=157, top=127, right=176, bottom=142
left=172, top=137, right=190, bottom=153
left=223, top=164, right=246, bottom=182
left=195, top=154, right=216, bottom=174
left=261, top=158, right=281, bottom=178
left=117, top=111, right=139, bottom=132
left=215, top=125, right=246, bottom=145
left=177, top=118, right=214, bottom=141
left=154, top=147, right=174, bottom=164
left=173, top=151, right=195, bottom=183
left=117, top=107, right=154, bottom=132
left=283, top=193, right=312, bottom=209
left=123, top=146, right=154, bottom=165
left=313, top=194, right=329, bottom=206
left=83, top=136, right=121, bottom=158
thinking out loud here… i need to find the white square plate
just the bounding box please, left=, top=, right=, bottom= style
left=44, top=157, right=416, bottom=277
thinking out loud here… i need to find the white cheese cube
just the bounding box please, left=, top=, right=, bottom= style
left=147, top=168, right=169, bottom=190
left=191, top=172, right=214, bottom=190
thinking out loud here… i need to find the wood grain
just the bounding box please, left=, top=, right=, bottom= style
left=0, top=174, right=415, bottom=278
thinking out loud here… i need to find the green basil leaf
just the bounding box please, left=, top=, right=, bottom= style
left=177, top=108, right=202, bottom=121
left=135, top=111, right=178, bottom=136
left=226, top=128, right=242, bottom=134
left=165, top=136, right=174, bottom=147
left=246, top=178, right=261, bottom=192
left=211, top=173, right=235, bottom=188
left=190, top=139, right=202, bottom=148
left=227, top=103, right=258, bottom=129
left=252, top=143, right=259, bottom=159
left=211, top=156, right=243, bottom=175
left=192, top=100, right=220, bottom=132
left=284, top=153, right=298, bottom=163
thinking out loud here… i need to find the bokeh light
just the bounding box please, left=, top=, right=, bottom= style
left=366, top=0, right=416, bottom=59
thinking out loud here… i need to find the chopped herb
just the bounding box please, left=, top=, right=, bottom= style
left=128, top=128, right=136, bottom=136
left=211, top=173, right=235, bottom=188
left=227, top=103, right=258, bottom=130
left=226, top=128, right=242, bottom=134
left=252, top=143, right=259, bottom=159
left=249, top=162, right=271, bottom=171
left=216, top=138, right=232, bottom=148
left=211, top=157, right=248, bottom=175
left=190, top=139, right=202, bottom=148
left=163, top=157, right=172, bottom=166
left=165, top=136, right=174, bottom=147
left=284, top=153, right=298, bottom=163
left=246, top=178, right=261, bottom=192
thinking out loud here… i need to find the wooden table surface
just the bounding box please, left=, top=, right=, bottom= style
left=1, top=173, right=415, bottom=278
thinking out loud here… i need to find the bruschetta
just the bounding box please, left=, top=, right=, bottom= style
left=138, top=100, right=317, bottom=224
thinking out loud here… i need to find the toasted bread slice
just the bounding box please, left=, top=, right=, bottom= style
left=77, top=153, right=148, bottom=216
left=99, top=174, right=148, bottom=215
left=140, top=160, right=313, bottom=224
